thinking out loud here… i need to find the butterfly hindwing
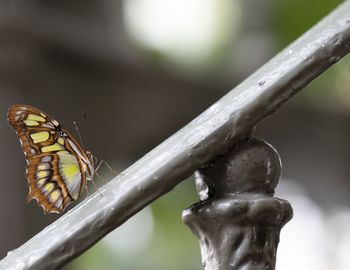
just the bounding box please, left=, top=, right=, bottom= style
left=8, top=104, right=92, bottom=214
left=55, top=150, right=84, bottom=201
left=26, top=154, right=72, bottom=213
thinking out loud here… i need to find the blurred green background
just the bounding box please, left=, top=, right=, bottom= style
left=0, top=1, right=349, bottom=270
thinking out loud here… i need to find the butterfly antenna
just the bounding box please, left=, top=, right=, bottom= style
left=91, top=176, right=103, bottom=198
left=73, top=121, right=85, bottom=149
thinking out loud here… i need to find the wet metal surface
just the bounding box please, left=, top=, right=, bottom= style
left=1, top=1, right=350, bottom=269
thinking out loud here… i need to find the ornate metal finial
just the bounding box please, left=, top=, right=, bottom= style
left=183, top=137, right=293, bottom=270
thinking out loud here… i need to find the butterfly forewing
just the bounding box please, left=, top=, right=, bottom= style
left=8, top=105, right=57, bottom=159
left=8, top=104, right=93, bottom=214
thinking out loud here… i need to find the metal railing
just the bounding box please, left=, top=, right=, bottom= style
left=1, top=1, right=350, bottom=269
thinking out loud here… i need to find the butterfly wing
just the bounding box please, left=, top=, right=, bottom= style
left=8, top=104, right=90, bottom=214
left=26, top=154, right=71, bottom=213
left=8, top=104, right=57, bottom=159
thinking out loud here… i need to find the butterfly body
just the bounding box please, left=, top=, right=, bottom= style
left=8, top=104, right=94, bottom=214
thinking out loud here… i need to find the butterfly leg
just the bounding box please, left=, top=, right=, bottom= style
left=93, top=160, right=117, bottom=185
left=84, top=184, right=90, bottom=199
left=103, top=160, right=117, bottom=175
left=95, top=159, right=117, bottom=175
left=90, top=178, right=103, bottom=198
left=95, top=160, right=104, bottom=173
left=93, top=166, right=108, bottom=185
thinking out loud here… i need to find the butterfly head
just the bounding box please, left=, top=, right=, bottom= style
left=85, top=150, right=95, bottom=180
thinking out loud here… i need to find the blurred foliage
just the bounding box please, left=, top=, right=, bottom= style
left=271, top=0, right=350, bottom=112
left=272, top=0, right=342, bottom=49
left=123, top=0, right=241, bottom=76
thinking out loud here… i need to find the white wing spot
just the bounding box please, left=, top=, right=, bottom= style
left=52, top=120, right=59, bottom=126
left=41, top=156, right=52, bottom=162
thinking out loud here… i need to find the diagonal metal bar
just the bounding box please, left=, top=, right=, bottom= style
left=1, top=1, right=350, bottom=269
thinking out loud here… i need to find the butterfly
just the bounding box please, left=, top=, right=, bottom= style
left=8, top=104, right=95, bottom=214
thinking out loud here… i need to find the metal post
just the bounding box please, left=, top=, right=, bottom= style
left=183, top=137, right=293, bottom=270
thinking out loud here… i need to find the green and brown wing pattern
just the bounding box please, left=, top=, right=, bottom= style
left=8, top=104, right=90, bottom=214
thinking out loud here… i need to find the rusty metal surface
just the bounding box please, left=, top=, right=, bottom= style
left=1, top=1, right=350, bottom=269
